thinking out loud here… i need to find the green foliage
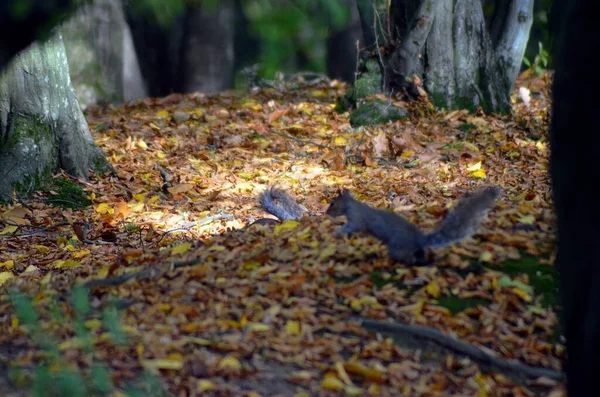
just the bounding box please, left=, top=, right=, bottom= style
left=241, top=0, right=351, bottom=77
left=523, top=42, right=549, bottom=76
left=9, top=287, right=164, bottom=396
left=127, top=0, right=186, bottom=28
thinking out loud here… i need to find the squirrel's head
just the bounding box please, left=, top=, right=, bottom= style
left=326, top=188, right=352, bottom=217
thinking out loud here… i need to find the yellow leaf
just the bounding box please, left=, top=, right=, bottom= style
left=208, top=244, right=226, bottom=252
left=218, top=356, right=241, bottom=370
left=85, top=319, right=102, bottom=329
left=248, top=392, right=262, bottom=397
left=0, top=272, right=14, bottom=286
left=334, top=137, right=347, bottom=146
left=322, top=374, right=345, bottom=391
left=58, top=338, right=84, bottom=350
left=425, top=279, right=441, bottom=298
left=73, top=249, right=90, bottom=259
left=0, top=260, right=15, bottom=270
left=171, top=242, right=192, bottom=256
left=345, top=385, right=365, bottom=396
left=243, top=261, right=262, bottom=270
left=479, top=251, right=494, bottom=263
left=344, top=361, right=386, bottom=383
left=274, top=220, right=300, bottom=235
left=318, top=244, right=336, bottom=261
left=53, top=259, right=81, bottom=269
left=136, top=140, right=148, bottom=150
left=335, top=362, right=353, bottom=386
left=95, top=203, right=114, bottom=215
left=149, top=122, right=161, bottom=130
left=311, top=89, right=326, bottom=97
left=133, top=193, right=146, bottom=201
left=470, top=169, right=486, bottom=179
left=248, top=323, right=271, bottom=332
left=286, top=320, right=301, bottom=335
left=519, top=214, right=535, bottom=224
left=0, top=225, right=17, bottom=234
left=466, top=161, right=482, bottom=171
left=141, top=359, right=183, bottom=371
left=155, top=110, right=170, bottom=118
left=511, top=287, right=533, bottom=302
left=167, top=183, right=195, bottom=195
left=33, top=245, right=50, bottom=253
left=23, top=265, right=39, bottom=274
left=197, top=380, right=214, bottom=392
left=40, top=272, right=52, bottom=285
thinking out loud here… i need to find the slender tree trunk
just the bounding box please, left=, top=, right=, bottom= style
left=180, top=1, right=235, bottom=94
left=550, top=1, right=600, bottom=395
left=326, top=0, right=362, bottom=83
left=0, top=30, right=111, bottom=201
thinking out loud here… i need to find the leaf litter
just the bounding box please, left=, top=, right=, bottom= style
left=0, top=72, right=563, bottom=396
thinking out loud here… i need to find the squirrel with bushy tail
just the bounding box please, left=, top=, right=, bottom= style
left=257, top=185, right=502, bottom=265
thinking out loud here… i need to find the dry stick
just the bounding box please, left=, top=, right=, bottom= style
left=82, top=257, right=202, bottom=290
left=269, top=129, right=330, bottom=150
left=155, top=213, right=234, bottom=244
left=356, top=318, right=564, bottom=382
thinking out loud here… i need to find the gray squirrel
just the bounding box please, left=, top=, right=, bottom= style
left=255, top=185, right=502, bottom=266
left=325, top=186, right=502, bottom=265
left=247, top=186, right=308, bottom=227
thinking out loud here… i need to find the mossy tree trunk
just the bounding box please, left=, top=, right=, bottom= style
left=351, top=0, right=533, bottom=114
left=0, top=29, right=112, bottom=201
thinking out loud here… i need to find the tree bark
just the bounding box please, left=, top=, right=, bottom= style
left=550, top=1, right=600, bottom=395
left=0, top=0, right=89, bottom=71
left=354, top=0, right=533, bottom=114
left=180, top=1, right=235, bottom=94
left=0, top=30, right=111, bottom=201
left=492, top=0, right=534, bottom=92
left=62, top=0, right=147, bottom=106
left=326, top=0, right=362, bottom=83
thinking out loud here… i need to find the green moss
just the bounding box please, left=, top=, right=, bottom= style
left=436, top=296, right=490, bottom=315
left=486, top=253, right=558, bottom=309
left=457, top=123, right=477, bottom=132
left=2, top=115, right=54, bottom=151
left=349, top=99, right=409, bottom=127
left=42, top=177, right=92, bottom=209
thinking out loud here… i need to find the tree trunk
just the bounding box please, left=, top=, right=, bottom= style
left=180, top=1, right=235, bottom=94
left=0, top=30, right=111, bottom=201
left=326, top=0, right=362, bottom=83
left=125, top=2, right=235, bottom=96
left=62, top=0, right=147, bottom=107
left=354, top=0, right=533, bottom=114
left=0, top=0, right=89, bottom=71
left=550, top=0, right=600, bottom=395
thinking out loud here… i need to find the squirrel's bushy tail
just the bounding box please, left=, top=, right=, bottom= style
left=258, top=186, right=307, bottom=221
left=424, top=186, right=502, bottom=248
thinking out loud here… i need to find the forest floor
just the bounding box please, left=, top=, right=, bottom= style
left=0, top=71, right=563, bottom=396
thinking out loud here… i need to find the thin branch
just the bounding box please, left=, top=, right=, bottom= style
left=270, top=129, right=330, bottom=150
